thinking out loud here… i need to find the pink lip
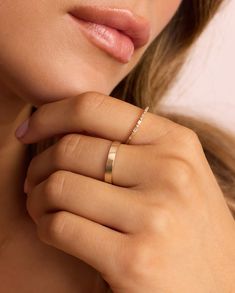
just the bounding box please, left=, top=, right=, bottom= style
left=68, top=5, right=151, bottom=63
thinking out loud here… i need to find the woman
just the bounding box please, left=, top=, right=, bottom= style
left=0, top=0, right=235, bottom=292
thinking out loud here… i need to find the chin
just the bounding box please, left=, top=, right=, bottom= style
left=2, top=41, right=131, bottom=108
left=9, top=58, right=124, bottom=108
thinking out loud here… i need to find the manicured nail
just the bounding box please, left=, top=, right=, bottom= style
left=24, top=177, right=29, bottom=194
left=15, top=118, right=29, bottom=139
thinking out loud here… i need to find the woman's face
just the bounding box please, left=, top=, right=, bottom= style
left=0, top=1, right=181, bottom=106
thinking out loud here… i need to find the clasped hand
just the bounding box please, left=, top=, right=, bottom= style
left=16, top=92, right=235, bottom=293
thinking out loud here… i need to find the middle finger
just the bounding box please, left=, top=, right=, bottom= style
left=26, top=133, right=152, bottom=191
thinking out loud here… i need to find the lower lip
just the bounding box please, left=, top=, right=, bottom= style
left=69, top=15, right=135, bottom=64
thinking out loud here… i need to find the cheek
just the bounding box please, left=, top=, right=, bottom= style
left=150, top=0, right=182, bottom=38
left=0, top=0, right=182, bottom=107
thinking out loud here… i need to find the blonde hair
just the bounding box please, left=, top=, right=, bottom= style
left=29, top=0, right=235, bottom=221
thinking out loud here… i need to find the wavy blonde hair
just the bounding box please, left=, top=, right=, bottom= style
left=29, top=0, right=235, bottom=221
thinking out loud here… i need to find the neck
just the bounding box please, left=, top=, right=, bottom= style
left=0, top=81, right=33, bottom=232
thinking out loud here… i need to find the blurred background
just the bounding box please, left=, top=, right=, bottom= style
left=159, top=0, right=235, bottom=134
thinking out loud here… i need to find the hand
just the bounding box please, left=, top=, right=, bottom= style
left=16, top=92, right=235, bottom=293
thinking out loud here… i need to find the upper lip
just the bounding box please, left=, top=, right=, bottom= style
left=68, top=5, right=151, bottom=48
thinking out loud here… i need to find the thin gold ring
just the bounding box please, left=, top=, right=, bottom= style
left=125, top=106, right=149, bottom=145
left=104, top=106, right=149, bottom=184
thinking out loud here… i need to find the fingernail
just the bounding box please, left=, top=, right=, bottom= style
left=15, top=118, right=29, bottom=139
left=24, top=178, right=29, bottom=193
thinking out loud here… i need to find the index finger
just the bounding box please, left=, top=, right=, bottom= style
left=15, top=91, right=177, bottom=144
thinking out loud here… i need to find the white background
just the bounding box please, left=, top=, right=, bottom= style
left=159, top=0, right=235, bottom=135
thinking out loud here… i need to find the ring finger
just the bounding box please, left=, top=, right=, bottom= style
left=26, top=170, right=145, bottom=234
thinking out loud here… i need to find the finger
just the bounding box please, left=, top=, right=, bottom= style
left=15, top=92, right=177, bottom=145
left=26, top=133, right=154, bottom=190
left=37, top=210, right=127, bottom=278
left=26, top=170, right=144, bottom=234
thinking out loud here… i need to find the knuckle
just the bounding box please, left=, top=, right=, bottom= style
left=177, top=127, right=202, bottom=151
left=72, top=95, right=86, bottom=118
left=37, top=211, right=68, bottom=243
left=120, top=240, right=153, bottom=280
left=73, top=92, right=102, bottom=115
left=162, top=158, right=200, bottom=203
left=142, top=205, right=173, bottom=235
left=53, top=134, right=82, bottom=165
left=79, top=91, right=99, bottom=101
left=182, top=127, right=199, bottom=141
left=168, top=159, right=195, bottom=190
left=44, top=171, right=66, bottom=205
left=88, top=92, right=107, bottom=112
left=73, top=91, right=106, bottom=117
